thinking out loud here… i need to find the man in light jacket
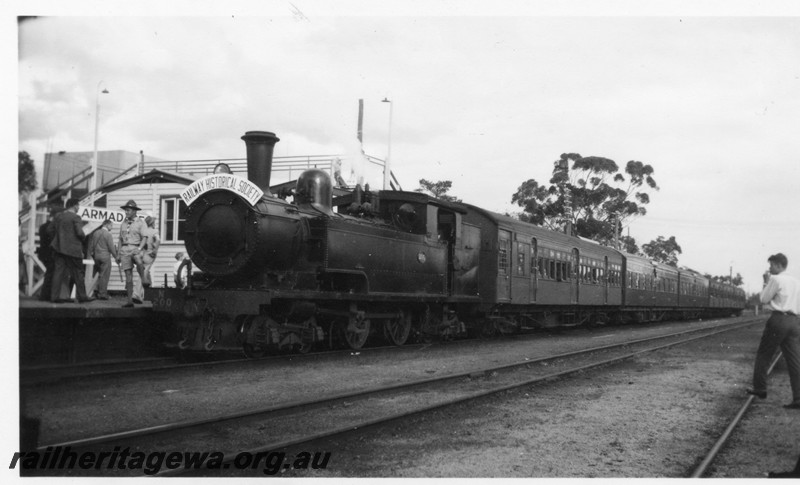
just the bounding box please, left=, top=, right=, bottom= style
left=88, top=219, right=118, bottom=300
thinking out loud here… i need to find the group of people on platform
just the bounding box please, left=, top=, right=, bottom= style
left=37, top=198, right=160, bottom=307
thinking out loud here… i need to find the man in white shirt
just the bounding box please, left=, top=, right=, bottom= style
left=748, top=253, right=800, bottom=409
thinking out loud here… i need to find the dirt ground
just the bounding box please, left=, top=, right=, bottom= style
left=24, top=317, right=748, bottom=444
left=280, top=321, right=799, bottom=478
left=21, top=316, right=799, bottom=478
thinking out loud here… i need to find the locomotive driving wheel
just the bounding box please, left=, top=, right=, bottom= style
left=383, top=309, right=412, bottom=346
left=343, top=312, right=370, bottom=350
left=294, top=316, right=317, bottom=354
left=239, top=315, right=269, bottom=359
left=242, top=343, right=267, bottom=359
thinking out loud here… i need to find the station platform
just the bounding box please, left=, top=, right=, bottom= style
left=19, top=296, right=153, bottom=319
left=18, top=296, right=173, bottom=366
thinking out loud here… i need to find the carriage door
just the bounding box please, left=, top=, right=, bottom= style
left=497, top=230, right=512, bottom=301
left=570, top=248, right=579, bottom=304
left=437, top=210, right=456, bottom=295
left=531, top=238, right=538, bottom=303
left=603, top=256, right=610, bottom=304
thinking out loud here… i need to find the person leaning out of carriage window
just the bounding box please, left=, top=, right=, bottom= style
left=747, top=252, right=800, bottom=410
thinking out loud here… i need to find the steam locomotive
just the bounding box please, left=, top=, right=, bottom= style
left=148, top=130, right=746, bottom=356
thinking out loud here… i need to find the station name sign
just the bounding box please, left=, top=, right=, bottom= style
left=79, top=206, right=126, bottom=223
left=180, top=174, right=264, bottom=206
left=78, top=206, right=127, bottom=236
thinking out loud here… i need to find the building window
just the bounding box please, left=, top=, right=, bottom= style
left=161, top=197, right=187, bottom=243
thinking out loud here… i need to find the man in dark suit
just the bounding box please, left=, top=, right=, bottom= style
left=36, top=209, right=56, bottom=301
left=88, top=219, right=118, bottom=299
left=49, top=198, right=93, bottom=303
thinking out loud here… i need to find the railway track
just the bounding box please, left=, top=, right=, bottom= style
left=20, top=340, right=444, bottom=385
left=31, top=317, right=763, bottom=477
left=20, top=316, right=751, bottom=385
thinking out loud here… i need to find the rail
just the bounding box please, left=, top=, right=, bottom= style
left=689, top=352, right=783, bottom=478
left=38, top=319, right=758, bottom=454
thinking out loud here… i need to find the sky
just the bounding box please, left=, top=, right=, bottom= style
left=8, top=0, right=800, bottom=297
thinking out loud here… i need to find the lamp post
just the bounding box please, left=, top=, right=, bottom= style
left=381, top=97, right=393, bottom=190
left=91, top=81, right=110, bottom=202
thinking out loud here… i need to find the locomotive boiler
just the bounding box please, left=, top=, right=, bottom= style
left=149, top=129, right=746, bottom=357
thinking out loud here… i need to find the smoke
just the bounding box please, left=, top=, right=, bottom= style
left=342, top=137, right=368, bottom=187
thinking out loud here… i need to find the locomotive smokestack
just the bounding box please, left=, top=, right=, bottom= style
left=241, top=131, right=280, bottom=195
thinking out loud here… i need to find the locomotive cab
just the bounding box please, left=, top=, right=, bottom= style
left=376, top=191, right=463, bottom=242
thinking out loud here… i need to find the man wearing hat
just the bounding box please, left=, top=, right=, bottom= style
left=49, top=198, right=92, bottom=303
left=116, top=200, right=147, bottom=308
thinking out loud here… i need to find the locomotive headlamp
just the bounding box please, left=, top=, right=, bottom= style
left=213, top=163, right=232, bottom=174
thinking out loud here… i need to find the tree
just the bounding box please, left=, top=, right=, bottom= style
left=511, top=153, right=658, bottom=247
left=19, top=151, right=37, bottom=195
left=641, top=235, right=682, bottom=267
left=618, top=235, right=639, bottom=255
left=416, top=179, right=461, bottom=202
left=706, top=273, right=744, bottom=287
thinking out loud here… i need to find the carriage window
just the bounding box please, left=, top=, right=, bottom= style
left=556, top=261, right=568, bottom=282
left=498, top=247, right=508, bottom=275
left=517, top=243, right=526, bottom=276
left=498, top=231, right=510, bottom=275
left=609, top=266, right=621, bottom=286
